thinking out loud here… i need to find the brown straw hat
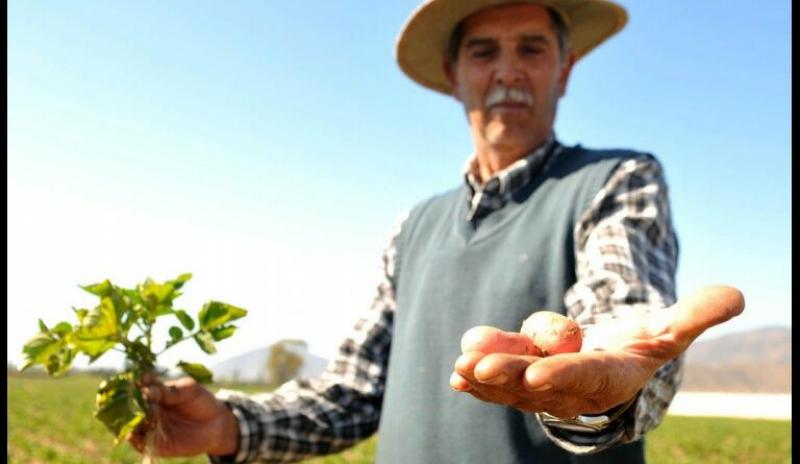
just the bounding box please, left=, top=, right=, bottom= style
left=396, top=0, right=628, bottom=94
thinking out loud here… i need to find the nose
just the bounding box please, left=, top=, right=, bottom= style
left=493, top=53, right=524, bottom=87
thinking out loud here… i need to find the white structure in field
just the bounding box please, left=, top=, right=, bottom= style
left=668, top=392, right=791, bottom=420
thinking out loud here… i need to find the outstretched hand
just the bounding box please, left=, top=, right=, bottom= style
left=450, top=285, right=745, bottom=418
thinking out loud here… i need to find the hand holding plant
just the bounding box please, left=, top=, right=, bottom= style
left=20, top=273, right=247, bottom=459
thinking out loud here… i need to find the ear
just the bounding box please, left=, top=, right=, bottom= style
left=557, top=53, right=576, bottom=97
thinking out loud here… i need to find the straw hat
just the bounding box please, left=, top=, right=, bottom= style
left=396, top=0, right=628, bottom=94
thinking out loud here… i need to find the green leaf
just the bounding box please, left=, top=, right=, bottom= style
left=170, top=273, right=192, bottom=290
left=79, top=280, right=128, bottom=330
left=73, top=335, right=117, bottom=359
left=194, top=331, right=216, bottom=354
left=84, top=298, right=119, bottom=332
left=73, top=297, right=119, bottom=359
left=115, top=412, right=146, bottom=445
left=177, top=361, right=213, bottom=384
left=169, top=326, right=183, bottom=340
left=72, top=307, right=89, bottom=322
left=155, top=304, right=174, bottom=317
left=45, top=345, right=76, bottom=376
left=38, top=319, right=49, bottom=333
left=120, top=309, right=138, bottom=333
left=94, top=373, right=146, bottom=440
left=52, top=322, right=73, bottom=336
left=80, top=280, right=113, bottom=297
left=210, top=325, right=237, bottom=341
left=198, top=301, right=248, bottom=331
left=153, top=283, right=174, bottom=303
left=140, top=280, right=176, bottom=306
left=21, top=332, right=61, bottom=371
left=132, top=384, right=147, bottom=410
left=174, top=310, right=195, bottom=331
left=121, top=288, right=144, bottom=307
left=125, top=340, right=156, bottom=369
left=108, top=287, right=129, bottom=326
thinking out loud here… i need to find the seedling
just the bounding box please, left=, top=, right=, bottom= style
left=20, top=273, right=247, bottom=453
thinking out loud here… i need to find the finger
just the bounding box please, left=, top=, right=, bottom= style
left=147, top=377, right=202, bottom=406
left=465, top=383, right=525, bottom=406
left=670, top=285, right=745, bottom=345
left=461, top=326, right=541, bottom=355
left=128, top=429, right=146, bottom=453
left=523, top=352, right=608, bottom=394
left=140, top=370, right=156, bottom=386
left=457, top=375, right=559, bottom=410
left=465, top=386, right=491, bottom=403
left=473, top=352, right=540, bottom=388
left=580, top=286, right=745, bottom=357
left=449, top=371, right=473, bottom=392
left=141, top=386, right=156, bottom=402
left=524, top=351, right=644, bottom=413
left=454, top=351, right=486, bottom=382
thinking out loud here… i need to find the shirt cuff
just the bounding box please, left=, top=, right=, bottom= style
left=207, top=396, right=256, bottom=464
left=536, top=393, right=639, bottom=454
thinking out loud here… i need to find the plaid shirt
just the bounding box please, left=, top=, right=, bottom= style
left=210, top=138, right=681, bottom=463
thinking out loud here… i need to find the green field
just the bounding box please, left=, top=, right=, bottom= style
left=8, top=375, right=791, bottom=463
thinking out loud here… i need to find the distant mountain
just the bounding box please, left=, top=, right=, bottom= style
left=684, top=326, right=791, bottom=366
left=680, top=326, right=791, bottom=393
left=211, top=343, right=330, bottom=384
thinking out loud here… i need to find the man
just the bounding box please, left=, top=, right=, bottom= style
left=131, top=1, right=744, bottom=462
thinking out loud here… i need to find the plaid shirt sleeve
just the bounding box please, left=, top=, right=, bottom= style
left=537, top=155, right=682, bottom=454
left=208, top=212, right=409, bottom=464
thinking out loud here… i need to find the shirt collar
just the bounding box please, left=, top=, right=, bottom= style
left=463, top=133, right=559, bottom=195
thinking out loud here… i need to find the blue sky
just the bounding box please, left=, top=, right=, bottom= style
left=8, top=1, right=791, bottom=370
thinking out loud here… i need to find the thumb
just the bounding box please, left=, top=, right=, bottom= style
left=144, top=377, right=206, bottom=406
left=670, top=285, right=745, bottom=345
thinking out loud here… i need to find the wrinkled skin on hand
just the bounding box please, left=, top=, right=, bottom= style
left=450, top=285, right=745, bottom=418
left=128, top=373, right=238, bottom=458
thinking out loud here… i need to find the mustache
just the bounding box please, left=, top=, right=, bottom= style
left=484, top=86, right=534, bottom=108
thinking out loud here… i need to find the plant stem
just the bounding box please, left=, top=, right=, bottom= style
left=135, top=321, right=148, bottom=337
left=118, top=336, right=134, bottom=349
left=154, top=330, right=201, bottom=356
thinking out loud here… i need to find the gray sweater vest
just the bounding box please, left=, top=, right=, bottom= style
left=375, top=146, right=648, bottom=463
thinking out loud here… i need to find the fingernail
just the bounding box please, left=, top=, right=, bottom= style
left=481, top=373, right=508, bottom=385
left=454, top=355, right=470, bottom=372
left=450, top=372, right=472, bottom=391
left=527, top=383, right=552, bottom=392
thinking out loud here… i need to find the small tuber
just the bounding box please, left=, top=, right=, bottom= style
left=520, top=311, right=583, bottom=356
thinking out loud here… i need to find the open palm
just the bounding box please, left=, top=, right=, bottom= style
left=451, top=285, right=745, bottom=418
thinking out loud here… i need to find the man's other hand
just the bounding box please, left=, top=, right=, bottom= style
left=450, top=285, right=745, bottom=418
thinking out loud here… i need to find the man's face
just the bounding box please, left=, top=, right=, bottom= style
left=449, top=3, right=574, bottom=157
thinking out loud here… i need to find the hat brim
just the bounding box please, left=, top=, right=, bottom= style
left=396, top=0, right=628, bottom=95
